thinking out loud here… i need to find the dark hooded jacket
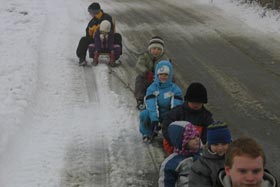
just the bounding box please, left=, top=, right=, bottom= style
left=162, top=104, right=213, bottom=145
left=86, top=10, right=113, bottom=38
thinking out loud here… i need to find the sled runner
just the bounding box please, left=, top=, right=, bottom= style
left=87, top=52, right=122, bottom=67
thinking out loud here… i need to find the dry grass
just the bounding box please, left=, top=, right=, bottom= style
left=248, top=0, right=280, bottom=9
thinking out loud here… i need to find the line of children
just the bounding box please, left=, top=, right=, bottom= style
left=77, top=4, right=278, bottom=186
left=136, top=35, right=277, bottom=187
left=159, top=121, right=278, bottom=187
left=161, top=82, right=214, bottom=155
left=139, top=60, right=183, bottom=143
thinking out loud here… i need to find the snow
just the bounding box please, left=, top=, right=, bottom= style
left=200, top=0, right=280, bottom=33
left=0, top=0, right=279, bottom=186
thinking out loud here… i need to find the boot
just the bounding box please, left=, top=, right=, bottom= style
left=92, top=51, right=99, bottom=66
left=79, top=57, right=87, bottom=66
left=109, top=51, right=116, bottom=67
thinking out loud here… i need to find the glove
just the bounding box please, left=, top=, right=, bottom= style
left=146, top=70, right=154, bottom=83
left=136, top=99, right=145, bottom=110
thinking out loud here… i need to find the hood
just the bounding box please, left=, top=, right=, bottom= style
left=168, top=121, right=200, bottom=155
left=217, top=169, right=278, bottom=187
left=154, top=60, right=173, bottom=87
left=100, top=20, right=111, bottom=33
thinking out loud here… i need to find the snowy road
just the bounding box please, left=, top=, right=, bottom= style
left=0, top=0, right=279, bottom=186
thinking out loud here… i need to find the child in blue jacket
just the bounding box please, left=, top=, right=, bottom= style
left=139, top=60, right=183, bottom=142
left=159, top=121, right=202, bottom=187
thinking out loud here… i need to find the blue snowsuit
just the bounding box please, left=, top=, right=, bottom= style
left=139, top=61, right=183, bottom=137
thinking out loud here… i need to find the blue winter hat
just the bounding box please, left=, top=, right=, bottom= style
left=207, top=121, right=231, bottom=145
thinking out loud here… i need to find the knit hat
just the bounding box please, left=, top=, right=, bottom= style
left=168, top=121, right=200, bottom=156
left=185, top=82, right=208, bottom=103
left=100, top=20, right=111, bottom=33
left=207, top=121, right=231, bottom=145
left=88, top=2, right=101, bottom=12
left=148, top=36, right=164, bottom=52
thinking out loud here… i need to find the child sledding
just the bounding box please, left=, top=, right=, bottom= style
left=76, top=2, right=122, bottom=67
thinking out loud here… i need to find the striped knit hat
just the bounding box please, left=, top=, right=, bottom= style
left=207, top=121, right=231, bottom=145
left=148, top=36, right=165, bottom=52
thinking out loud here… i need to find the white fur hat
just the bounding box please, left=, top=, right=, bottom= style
left=100, top=20, right=111, bottom=33
left=157, top=65, right=170, bottom=75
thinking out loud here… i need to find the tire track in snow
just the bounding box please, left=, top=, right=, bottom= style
left=60, top=126, right=111, bottom=187
left=60, top=65, right=116, bottom=187
left=83, top=67, right=100, bottom=103
left=106, top=62, right=166, bottom=186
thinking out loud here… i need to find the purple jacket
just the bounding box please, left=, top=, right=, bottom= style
left=94, top=29, right=114, bottom=53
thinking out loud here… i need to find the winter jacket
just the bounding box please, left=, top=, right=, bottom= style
left=86, top=10, right=113, bottom=38
left=159, top=121, right=202, bottom=187
left=162, top=104, right=213, bottom=145
left=159, top=154, right=198, bottom=187
left=189, top=147, right=225, bottom=187
left=216, top=169, right=278, bottom=187
left=135, top=51, right=169, bottom=75
left=93, top=29, right=114, bottom=53
left=145, top=61, right=183, bottom=122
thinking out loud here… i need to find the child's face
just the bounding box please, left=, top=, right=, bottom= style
left=210, top=143, right=229, bottom=156
left=187, top=136, right=200, bottom=151
left=89, top=10, right=100, bottom=18
left=188, top=102, right=203, bottom=110
left=150, top=47, right=162, bottom=57
left=158, top=73, right=169, bottom=83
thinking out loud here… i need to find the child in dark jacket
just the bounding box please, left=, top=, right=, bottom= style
left=161, top=82, right=214, bottom=155
left=76, top=2, right=113, bottom=66
left=159, top=121, right=202, bottom=187
left=189, top=122, right=232, bottom=187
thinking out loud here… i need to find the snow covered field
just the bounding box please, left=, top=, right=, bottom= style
left=0, top=0, right=279, bottom=186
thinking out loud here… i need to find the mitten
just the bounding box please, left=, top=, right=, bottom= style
left=146, top=70, right=154, bottom=83
left=109, top=51, right=115, bottom=63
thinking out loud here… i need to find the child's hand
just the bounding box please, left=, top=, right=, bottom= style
left=146, top=70, right=154, bottom=83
